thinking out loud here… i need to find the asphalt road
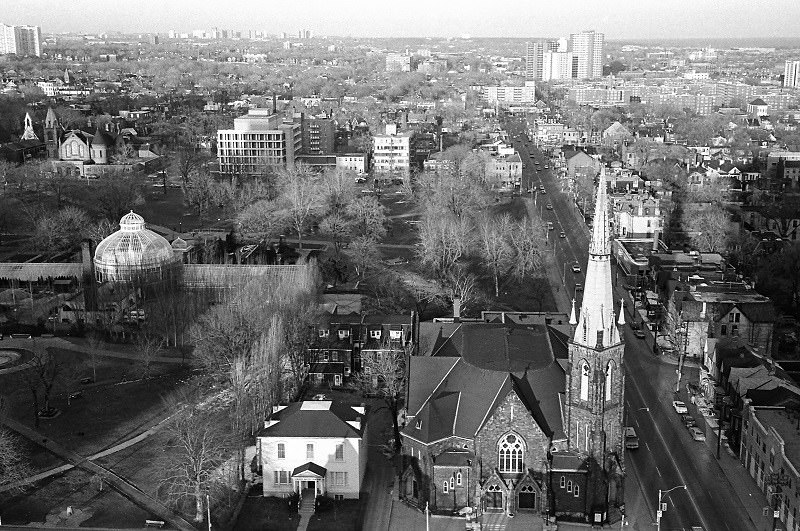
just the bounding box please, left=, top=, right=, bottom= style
left=506, top=122, right=758, bottom=531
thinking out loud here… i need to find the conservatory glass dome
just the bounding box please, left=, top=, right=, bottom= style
left=94, top=211, right=179, bottom=282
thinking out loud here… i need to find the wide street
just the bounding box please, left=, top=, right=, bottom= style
left=507, top=122, right=761, bottom=531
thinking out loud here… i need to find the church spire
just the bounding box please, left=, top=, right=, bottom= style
left=21, top=112, right=39, bottom=141
left=573, top=166, right=621, bottom=349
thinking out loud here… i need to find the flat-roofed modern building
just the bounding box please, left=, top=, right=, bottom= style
left=217, top=109, right=302, bottom=174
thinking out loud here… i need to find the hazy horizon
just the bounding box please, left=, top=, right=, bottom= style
left=4, top=0, right=800, bottom=40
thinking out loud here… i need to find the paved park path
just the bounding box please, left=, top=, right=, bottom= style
left=0, top=415, right=196, bottom=531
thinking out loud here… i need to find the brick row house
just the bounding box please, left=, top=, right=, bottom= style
left=400, top=169, right=627, bottom=524
left=307, top=313, right=413, bottom=385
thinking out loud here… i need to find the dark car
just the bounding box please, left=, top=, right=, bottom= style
left=633, top=329, right=646, bottom=339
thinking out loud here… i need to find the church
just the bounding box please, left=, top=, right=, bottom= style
left=42, top=107, right=162, bottom=177
left=400, top=169, right=626, bottom=525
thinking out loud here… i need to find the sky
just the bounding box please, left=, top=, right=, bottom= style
left=4, top=0, right=800, bottom=40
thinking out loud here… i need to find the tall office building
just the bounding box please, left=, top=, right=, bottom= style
left=784, top=60, right=800, bottom=88
left=569, top=30, right=604, bottom=79
left=0, top=24, right=42, bottom=57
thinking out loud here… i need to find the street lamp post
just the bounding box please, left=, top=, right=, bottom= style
left=656, top=485, right=686, bottom=531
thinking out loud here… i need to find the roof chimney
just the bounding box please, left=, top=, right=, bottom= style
left=453, top=297, right=461, bottom=322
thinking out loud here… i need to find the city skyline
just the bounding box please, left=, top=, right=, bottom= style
left=5, top=0, right=800, bottom=40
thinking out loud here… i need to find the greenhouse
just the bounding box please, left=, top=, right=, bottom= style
left=93, top=211, right=180, bottom=283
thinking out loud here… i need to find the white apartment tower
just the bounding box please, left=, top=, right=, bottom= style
left=784, top=60, right=800, bottom=89
left=0, top=24, right=42, bottom=57
left=570, top=30, right=604, bottom=79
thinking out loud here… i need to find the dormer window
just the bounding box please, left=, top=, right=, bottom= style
left=415, top=420, right=422, bottom=430
left=389, top=330, right=402, bottom=340
left=370, top=329, right=382, bottom=339
left=318, top=329, right=329, bottom=338
left=338, top=329, right=350, bottom=339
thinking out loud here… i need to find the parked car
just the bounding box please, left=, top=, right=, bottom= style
left=681, top=414, right=697, bottom=428
left=575, top=283, right=583, bottom=291
left=559, top=231, right=566, bottom=238
left=633, top=329, right=646, bottom=339
left=673, top=401, right=688, bottom=414
left=689, top=427, right=706, bottom=441
left=546, top=203, right=553, bottom=210
left=572, top=263, right=581, bottom=274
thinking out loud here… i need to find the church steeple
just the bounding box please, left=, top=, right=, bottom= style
left=21, top=112, right=39, bottom=141
left=573, top=166, right=620, bottom=349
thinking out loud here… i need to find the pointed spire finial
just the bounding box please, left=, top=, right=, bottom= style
left=617, top=297, right=625, bottom=326
left=569, top=298, right=577, bottom=326
left=589, top=165, right=610, bottom=256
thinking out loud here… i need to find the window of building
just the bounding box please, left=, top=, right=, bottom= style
left=729, top=312, right=741, bottom=323
left=370, top=329, right=382, bottom=339
left=580, top=362, right=590, bottom=401
left=306, top=444, right=314, bottom=459
left=731, top=325, right=739, bottom=336
left=389, top=330, right=402, bottom=340
left=330, top=471, right=348, bottom=486
left=721, top=325, right=728, bottom=336
left=574, top=484, right=580, bottom=497
left=560, top=476, right=566, bottom=489
left=567, top=480, right=573, bottom=493
left=498, top=433, right=524, bottom=473
left=335, top=443, right=344, bottom=461
left=338, top=329, right=350, bottom=339
left=274, top=470, right=289, bottom=484
left=457, top=472, right=462, bottom=486
left=277, top=443, right=285, bottom=459
left=605, top=361, right=614, bottom=402
left=443, top=481, right=449, bottom=494
left=449, top=477, right=454, bottom=490
left=318, top=329, right=329, bottom=338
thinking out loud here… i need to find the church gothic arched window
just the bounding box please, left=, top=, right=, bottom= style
left=498, top=433, right=524, bottom=473
left=580, top=361, right=590, bottom=401
left=605, top=361, right=615, bottom=402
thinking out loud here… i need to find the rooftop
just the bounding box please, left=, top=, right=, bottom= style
left=754, top=408, right=800, bottom=472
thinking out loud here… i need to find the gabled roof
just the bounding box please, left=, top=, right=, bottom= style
left=404, top=322, right=567, bottom=444
left=749, top=98, right=767, bottom=107
left=258, top=401, right=365, bottom=438
left=292, top=462, right=327, bottom=477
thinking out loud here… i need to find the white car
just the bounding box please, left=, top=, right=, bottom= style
left=689, top=427, right=706, bottom=441
left=672, top=400, right=688, bottom=414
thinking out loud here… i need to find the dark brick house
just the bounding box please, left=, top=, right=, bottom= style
left=308, top=313, right=413, bottom=384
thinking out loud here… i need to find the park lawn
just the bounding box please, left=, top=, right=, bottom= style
left=233, top=495, right=301, bottom=531
left=137, top=185, right=226, bottom=233
left=2, top=347, right=189, bottom=466
left=0, top=468, right=149, bottom=527
left=490, top=196, right=529, bottom=220
left=307, top=499, right=364, bottom=531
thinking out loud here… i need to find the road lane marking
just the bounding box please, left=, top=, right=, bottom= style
left=627, top=359, right=713, bottom=531
left=656, top=465, right=662, bottom=477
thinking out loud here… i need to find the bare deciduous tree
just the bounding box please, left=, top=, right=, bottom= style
left=478, top=214, right=514, bottom=297
left=135, top=332, right=164, bottom=380
left=354, top=346, right=407, bottom=450
left=277, top=165, right=323, bottom=249
left=159, top=388, right=232, bottom=523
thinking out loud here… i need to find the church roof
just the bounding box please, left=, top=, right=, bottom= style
left=92, top=127, right=113, bottom=146
left=573, top=167, right=622, bottom=349
left=404, top=323, right=568, bottom=444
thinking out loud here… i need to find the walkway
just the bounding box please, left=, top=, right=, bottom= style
left=297, top=490, right=315, bottom=531
left=0, top=406, right=179, bottom=493
left=0, top=415, right=196, bottom=531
